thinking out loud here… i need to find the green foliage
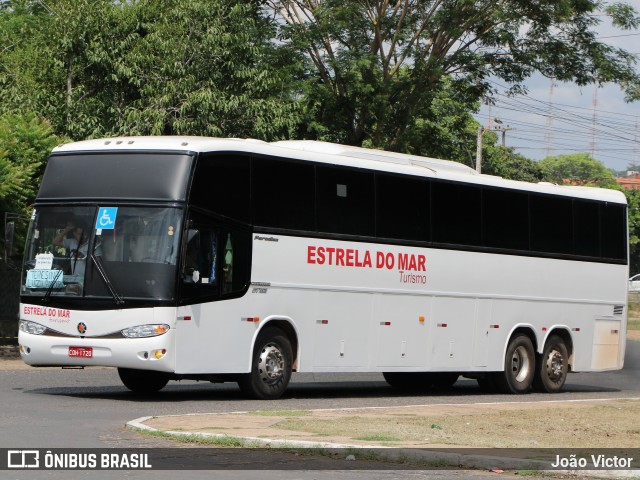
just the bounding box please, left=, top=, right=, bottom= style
left=0, top=0, right=303, bottom=140
left=483, top=147, right=545, bottom=183
left=120, top=0, right=301, bottom=139
left=0, top=111, right=61, bottom=214
left=270, top=0, right=640, bottom=148
left=623, top=187, right=640, bottom=274
left=538, top=153, right=615, bottom=185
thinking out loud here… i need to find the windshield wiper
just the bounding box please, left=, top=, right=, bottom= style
left=90, top=254, right=124, bottom=306
left=41, top=269, right=64, bottom=304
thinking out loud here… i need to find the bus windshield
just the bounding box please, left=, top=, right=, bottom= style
left=21, top=206, right=183, bottom=301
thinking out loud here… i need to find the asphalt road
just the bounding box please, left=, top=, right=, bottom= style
left=0, top=340, right=638, bottom=479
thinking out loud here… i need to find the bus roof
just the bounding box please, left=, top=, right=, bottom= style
left=53, top=136, right=627, bottom=204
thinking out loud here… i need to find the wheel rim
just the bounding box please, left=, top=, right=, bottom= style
left=258, top=343, right=285, bottom=385
left=545, top=349, right=565, bottom=382
left=511, top=345, right=531, bottom=383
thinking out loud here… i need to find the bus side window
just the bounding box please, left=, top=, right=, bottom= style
left=222, top=233, right=233, bottom=293
left=183, top=229, right=218, bottom=286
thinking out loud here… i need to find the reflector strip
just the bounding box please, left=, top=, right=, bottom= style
left=489, top=324, right=499, bottom=329
left=379, top=321, right=391, bottom=326
left=242, top=317, right=260, bottom=323
left=316, top=319, right=329, bottom=325
left=437, top=323, right=447, bottom=328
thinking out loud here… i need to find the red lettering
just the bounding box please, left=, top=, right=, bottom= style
left=317, top=246, right=326, bottom=264
left=345, top=249, right=353, bottom=267
left=307, top=246, right=316, bottom=264
left=418, top=255, right=426, bottom=271
left=398, top=253, right=409, bottom=270
left=354, top=250, right=363, bottom=267
left=363, top=251, right=372, bottom=268
left=336, top=249, right=345, bottom=266
left=376, top=252, right=385, bottom=268
left=326, top=247, right=335, bottom=264
left=385, top=253, right=394, bottom=269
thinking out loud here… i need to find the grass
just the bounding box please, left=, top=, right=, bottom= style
left=271, top=401, right=640, bottom=448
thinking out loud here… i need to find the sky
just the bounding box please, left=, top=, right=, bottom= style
left=475, top=1, right=640, bottom=173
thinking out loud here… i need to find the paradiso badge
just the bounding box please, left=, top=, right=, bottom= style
left=77, top=322, right=87, bottom=335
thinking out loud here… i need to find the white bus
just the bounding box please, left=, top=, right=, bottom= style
left=18, top=137, right=628, bottom=399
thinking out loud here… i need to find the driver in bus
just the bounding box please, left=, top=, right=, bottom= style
left=53, top=219, right=102, bottom=277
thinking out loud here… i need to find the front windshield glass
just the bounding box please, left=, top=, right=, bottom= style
left=22, top=206, right=182, bottom=301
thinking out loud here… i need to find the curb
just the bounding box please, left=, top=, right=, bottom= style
left=126, top=413, right=640, bottom=477
left=126, top=414, right=599, bottom=475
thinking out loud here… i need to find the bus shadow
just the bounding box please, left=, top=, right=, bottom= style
left=25, top=378, right=621, bottom=402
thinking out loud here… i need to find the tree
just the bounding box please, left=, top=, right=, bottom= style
left=0, top=111, right=61, bottom=215
left=0, top=0, right=303, bottom=140
left=120, top=0, right=301, bottom=139
left=538, top=153, right=615, bottom=185
left=483, top=147, right=545, bottom=183
left=269, top=0, right=640, bottom=149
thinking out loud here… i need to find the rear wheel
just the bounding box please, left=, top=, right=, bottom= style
left=118, top=368, right=169, bottom=393
left=533, top=335, right=569, bottom=393
left=238, top=327, right=292, bottom=400
left=492, top=334, right=535, bottom=394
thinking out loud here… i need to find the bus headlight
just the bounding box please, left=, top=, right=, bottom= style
left=19, top=320, right=47, bottom=335
left=121, top=324, right=170, bottom=338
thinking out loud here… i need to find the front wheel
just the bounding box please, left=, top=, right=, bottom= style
left=118, top=368, right=169, bottom=393
left=492, top=334, right=535, bottom=394
left=533, top=335, right=569, bottom=393
left=238, top=327, right=292, bottom=400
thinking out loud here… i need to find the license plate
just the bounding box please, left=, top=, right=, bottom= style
left=68, top=346, right=93, bottom=358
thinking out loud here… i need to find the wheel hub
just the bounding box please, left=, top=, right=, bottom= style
left=546, top=350, right=564, bottom=381
left=511, top=345, right=531, bottom=383
left=258, top=344, right=284, bottom=384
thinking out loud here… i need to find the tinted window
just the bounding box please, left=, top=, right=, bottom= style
left=317, top=166, right=375, bottom=236
left=39, top=153, right=193, bottom=201
left=181, top=211, right=251, bottom=302
left=432, top=181, right=481, bottom=246
left=252, top=157, right=315, bottom=230
left=531, top=195, right=573, bottom=254
left=482, top=188, right=529, bottom=250
left=190, top=154, right=250, bottom=222
left=573, top=200, right=600, bottom=257
left=376, top=174, right=430, bottom=241
left=601, top=203, right=627, bottom=260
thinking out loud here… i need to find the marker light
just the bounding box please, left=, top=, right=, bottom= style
left=19, top=320, right=47, bottom=335
left=121, top=324, right=170, bottom=338
left=153, top=349, right=167, bottom=360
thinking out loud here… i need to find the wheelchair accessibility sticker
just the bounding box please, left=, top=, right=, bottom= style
left=96, top=207, right=118, bottom=230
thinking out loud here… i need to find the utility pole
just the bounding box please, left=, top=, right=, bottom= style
left=476, top=127, right=483, bottom=173
left=493, top=125, right=512, bottom=147
left=476, top=118, right=502, bottom=173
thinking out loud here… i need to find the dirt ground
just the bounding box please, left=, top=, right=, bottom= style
left=144, top=398, right=640, bottom=449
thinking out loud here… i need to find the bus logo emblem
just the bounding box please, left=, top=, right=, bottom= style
left=77, top=323, right=87, bottom=334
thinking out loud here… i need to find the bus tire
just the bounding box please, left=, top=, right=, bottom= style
left=493, top=334, right=535, bottom=394
left=238, top=327, right=292, bottom=400
left=118, top=368, right=169, bottom=393
left=533, top=335, right=569, bottom=393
